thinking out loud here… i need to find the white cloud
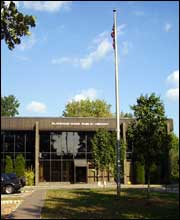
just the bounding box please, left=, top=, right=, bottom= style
left=166, top=70, right=179, bottom=102
left=23, top=1, right=72, bottom=12
left=134, top=11, right=145, bottom=16
left=80, top=38, right=112, bottom=69
left=52, top=37, right=112, bottom=69
left=92, top=31, right=109, bottom=45
left=70, top=88, right=98, bottom=102
left=166, top=70, right=179, bottom=87
left=117, top=24, right=127, bottom=36
left=166, top=88, right=179, bottom=101
left=164, top=23, right=172, bottom=32
left=19, top=33, right=37, bottom=50
left=51, top=57, right=79, bottom=66
left=14, top=55, right=30, bottom=61
left=26, top=101, right=46, bottom=113
left=121, top=41, right=132, bottom=56
left=52, top=24, right=128, bottom=69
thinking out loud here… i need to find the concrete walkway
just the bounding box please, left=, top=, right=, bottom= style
left=10, top=189, right=46, bottom=219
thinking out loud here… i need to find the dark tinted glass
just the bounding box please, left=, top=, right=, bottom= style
left=4, top=133, right=14, bottom=152
left=26, top=132, right=35, bottom=153
left=15, top=134, right=25, bottom=152
left=40, top=133, right=50, bottom=152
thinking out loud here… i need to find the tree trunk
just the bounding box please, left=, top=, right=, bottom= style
left=147, top=167, right=151, bottom=199
left=102, top=169, right=105, bottom=189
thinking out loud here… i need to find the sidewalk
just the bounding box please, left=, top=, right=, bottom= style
left=10, top=189, right=46, bottom=219
left=23, top=182, right=179, bottom=192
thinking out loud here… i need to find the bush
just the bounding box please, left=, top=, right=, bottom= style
left=25, top=167, right=35, bottom=186
left=135, top=161, right=145, bottom=184
left=15, top=154, right=25, bottom=177
left=5, top=155, right=14, bottom=173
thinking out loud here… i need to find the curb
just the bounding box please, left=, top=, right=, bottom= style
left=1, top=200, right=22, bottom=205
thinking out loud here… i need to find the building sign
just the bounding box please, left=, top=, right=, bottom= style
left=51, top=122, right=109, bottom=126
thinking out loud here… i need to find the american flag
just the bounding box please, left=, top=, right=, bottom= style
left=111, top=24, right=115, bottom=49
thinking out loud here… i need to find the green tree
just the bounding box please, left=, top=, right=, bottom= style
left=1, top=95, right=20, bottom=116
left=1, top=1, right=36, bottom=50
left=91, top=129, right=115, bottom=186
left=5, top=155, right=14, bottom=173
left=168, top=132, right=179, bottom=182
left=63, top=99, right=112, bottom=117
left=127, top=93, right=168, bottom=198
left=15, top=154, right=25, bottom=177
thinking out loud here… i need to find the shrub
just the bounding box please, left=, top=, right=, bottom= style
left=135, top=161, right=145, bottom=184
left=24, top=167, right=35, bottom=186
left=5, top=155, right=14, bottom=173
left=15, top=154, right=25, bottom=177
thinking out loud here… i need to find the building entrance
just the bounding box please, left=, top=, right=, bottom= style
left=76, top=167, right=87, bottom=183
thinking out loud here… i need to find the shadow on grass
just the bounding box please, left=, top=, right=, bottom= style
left=41, top=188, right=179, bottom=219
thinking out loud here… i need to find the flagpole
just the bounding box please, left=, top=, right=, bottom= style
left=113, top=9, right=121, bottom=197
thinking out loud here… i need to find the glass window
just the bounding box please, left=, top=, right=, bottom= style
left=74, top=132, right=87, bottom=156
left=65, top=132, right=74, bottom=155
left=39, top=160, right=50, bottom=182
left=62, top=160, right=73, bottom=182
left=26, top=132, right=35, bottom=153
left=50, top=132, right=62, bottom=155
left=51, top=160, right=61, bottom=181
left=40, top=133, right=50, bottom=153
left=87, top=132, right=95, bottom=152
left=50, top=132, right=74, bottom=158
left=4, top=133, right=15, bottom=152
left=74, top=152, right=86, bottom=159
left=26, top=152, right=35, bottom=160
left=1, top=133, right=4, bottom=151
left=15, top=134, right=25, bottom=152
left=26, top=160, right=34, bottom=169
left=39, top=152, right=50, bottom=159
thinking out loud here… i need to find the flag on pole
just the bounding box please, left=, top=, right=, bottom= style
left=111, top=24, right=115, bottom=49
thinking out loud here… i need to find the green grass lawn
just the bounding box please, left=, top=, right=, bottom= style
left=41, top=188, right=179, bottom=219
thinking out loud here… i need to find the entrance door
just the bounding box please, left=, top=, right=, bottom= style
left=76, top=167, right=87, bottom=183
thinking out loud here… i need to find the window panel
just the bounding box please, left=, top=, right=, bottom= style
left=15, top=134, right=25, bottom=152
left=26, top=132, right=35, bottom=153
left=4, top=133, right=15, bottom=152
left=87, top=132, right=94, bottom=152
left=40, top=133, right=50, bottom=153
left=51, top=160, right=61, bottom=181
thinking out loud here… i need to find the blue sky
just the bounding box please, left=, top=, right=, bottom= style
left=1, top=1, right=179, bottom=136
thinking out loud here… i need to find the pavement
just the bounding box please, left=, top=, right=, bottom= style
left=9, top=189, right=46, bottom=219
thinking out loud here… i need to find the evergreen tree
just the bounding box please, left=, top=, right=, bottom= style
left=15, top=154, right=25, bottom=177
left=5, top=155, right=13, bottom=173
